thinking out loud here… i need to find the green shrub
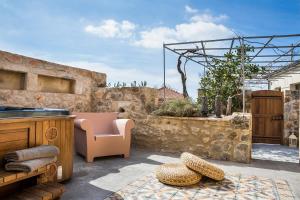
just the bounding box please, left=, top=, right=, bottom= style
left=152, top=99, right=200, bottom=117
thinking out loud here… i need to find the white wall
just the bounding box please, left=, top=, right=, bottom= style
left=270, top=73, right=300, bottom=91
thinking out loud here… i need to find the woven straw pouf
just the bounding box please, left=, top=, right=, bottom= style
left=181, top=152, right=225, bottom=181
left=156, top=163, right=202, bottom=186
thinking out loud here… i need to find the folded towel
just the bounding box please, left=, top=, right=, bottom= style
left=4, top=145, right=59, bottom=162
left=5, top=157, right=57, bottom=172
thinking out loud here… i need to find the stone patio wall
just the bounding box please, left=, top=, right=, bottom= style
left=0, top=50, right=106, bottom=111
left=133, top=113, right=252, bottom=163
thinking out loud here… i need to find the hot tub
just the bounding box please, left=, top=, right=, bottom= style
left=0, top=106, right=70, bottom=118
left=0, top=107, right=74, bottom=182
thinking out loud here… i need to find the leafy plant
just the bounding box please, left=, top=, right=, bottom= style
left=113, top=82, right=122, bottom=88
left=106, top=82, right=124, bottom=88
left=131, top=81, right=137, bottom=87
left=138, top=81, right=147, bottom=87
left=152, top=99, right=200, bottom=117
left=199, top=45, right=264, bottom=112
left=130, top=80, right=147, bottom=87
left=107, top=81, right=147, bottom=88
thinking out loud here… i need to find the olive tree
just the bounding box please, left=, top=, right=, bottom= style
left=199, top=45, right=264, bottom=112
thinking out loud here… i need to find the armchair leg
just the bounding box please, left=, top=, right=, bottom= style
left=123, top=153, right=130, bottom=158
left=86, top=155, right=94, bottom=162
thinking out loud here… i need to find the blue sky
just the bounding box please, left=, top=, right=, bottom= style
left=0, top=0, right=300, bottom=98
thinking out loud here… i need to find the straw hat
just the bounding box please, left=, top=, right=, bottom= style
left=181, top=152, right=224, bottom=181
left=156, top=163, right=202, bottom=186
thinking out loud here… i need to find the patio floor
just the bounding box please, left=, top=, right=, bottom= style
left=62, top=148, right=300, bottom=200
left=252, top=143, right=299, bottom=163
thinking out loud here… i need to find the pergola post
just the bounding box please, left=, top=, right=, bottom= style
left=163, top=43, right=166, bottom=101
left=241, top=37, right=246, bottom=114
left=267, top=80, right=271, bottom=90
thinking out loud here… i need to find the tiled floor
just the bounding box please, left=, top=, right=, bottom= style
left=105, top=173, right=295, bottom=200
left=62, top=148, right=300, bottom=200
left=252, top=143, right=299, bottom=163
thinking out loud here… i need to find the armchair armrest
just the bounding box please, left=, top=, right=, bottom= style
left=113, top=119, right=135, bottom=137
left=74, top=119, right=92, bottom=132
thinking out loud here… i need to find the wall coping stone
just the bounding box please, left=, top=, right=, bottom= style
left=148, top=112, right=251, bottom=123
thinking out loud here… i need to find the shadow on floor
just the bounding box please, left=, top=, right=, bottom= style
left=62, top=149, right=169, bottom=200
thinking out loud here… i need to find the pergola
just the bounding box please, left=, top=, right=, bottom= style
left=163, top=33, right=300, bottom=113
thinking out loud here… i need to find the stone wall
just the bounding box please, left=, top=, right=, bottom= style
left=92, top=87, right=158, bottom=116
left=0, top=50, right=106, bottom=111
left=133, top=113, right=252, bottom=163
left=284, top=90, right=299, bottom=144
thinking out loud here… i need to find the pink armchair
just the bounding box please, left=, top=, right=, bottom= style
left=73, top=112, right=135, bottom=162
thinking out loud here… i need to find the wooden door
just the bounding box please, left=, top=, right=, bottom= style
left=251, top=90, right=283, bottom=144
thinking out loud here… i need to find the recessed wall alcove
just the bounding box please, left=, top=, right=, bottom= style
left=0, top=69, right=26, bottom=90
left=38, top=75, right=75, bottom=94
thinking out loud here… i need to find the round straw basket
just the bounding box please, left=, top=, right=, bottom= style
left=181, top=152, right=225, bottom=181
left=155, top=163, right=201, bottom=186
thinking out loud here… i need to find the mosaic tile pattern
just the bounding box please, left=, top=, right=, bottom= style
left=105, top=173, right=295, bottom=200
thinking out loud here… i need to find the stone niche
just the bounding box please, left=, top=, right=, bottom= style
left=133, top=113, right=252, bottom=163
left=0, top=69, right=26, bottom=90
left=38, top=75, right=75, bottom=94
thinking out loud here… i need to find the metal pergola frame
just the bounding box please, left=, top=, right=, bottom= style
left=163, top=33, right=300, bottom=113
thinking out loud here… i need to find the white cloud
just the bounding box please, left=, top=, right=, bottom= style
left=134, top=27, right=177, bottom=48
left=190, top=13, right=228, bottom=23
left=84, top=9, right=232, bottom=49
left=133, top=13, right=233, bottom=48
left=185, top=5, right=198, bottom=14
left=85, top=19, right=136, bottom=38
